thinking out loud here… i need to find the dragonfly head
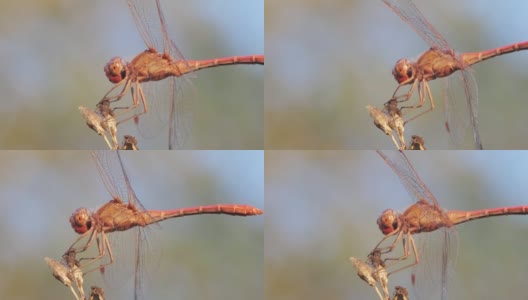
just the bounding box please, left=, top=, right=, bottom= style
left=69, top=208, right=92, bottom=234
left=392, top=58, right=415, bottom=84
left=377, top=209, right=400, bottom=235
left=104, top=57, right=127, bottom=84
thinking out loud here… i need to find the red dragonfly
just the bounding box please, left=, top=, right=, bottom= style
left=67, top=151, right=262, bottom=299
left=373, top=150, right=528, bottom=299
left=382, top=0, right=528, bottom=149
left=99, top=0, right=264, bottom=149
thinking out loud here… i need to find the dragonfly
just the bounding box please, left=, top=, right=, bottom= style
left=96, top=0, right=264, bottom=149
left=373, top=150, right=528, bottom=299
left=382, top=0, right=528, bottom=149
left=66, top=151, right=263, bottom=300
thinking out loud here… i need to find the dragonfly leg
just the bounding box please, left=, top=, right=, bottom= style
left=100, top=79, right=130, bottom=103
left=402, top=81, right=435, bottom=125
left=67, top=227, right=97, bottom=254
left=77, top=232, right=114, bottom=275
left=390, top=80, right=418, bottom=103
left=383, top=234, right=420, bottom=276
left=373, top=229, right=404, bottom=255
left=76, top=234, right=105, bottom=268
left=115, top=81, right=149, bottom=125
left=400, top=80, right=426, bottom=111
left=112, top=81, right=141, bottom=119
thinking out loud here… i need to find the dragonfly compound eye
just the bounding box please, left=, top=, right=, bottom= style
left=69, top=208, right=92, bottom=234
left=377, top=209, right=398, bottom=235
left=392, top=59, right=414, bottom=84
left=104, top=57, right=127, bottom=83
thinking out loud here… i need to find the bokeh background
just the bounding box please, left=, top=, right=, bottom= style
left=0, top=151, right=263, bottom=300
left=265, top=151, right=528, bottom=299
left=265, top=0, right=528, bottom=149
left=0, top=0, right=263, bottom=149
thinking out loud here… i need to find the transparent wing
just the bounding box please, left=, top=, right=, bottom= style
left=382, top=0, right=451, bottom=51
left=91, top=151, right=146, bottom=211
left=127, top=0, right=189, bottom=63
left=134, top=77, right=193, bottom=149
left=376, top=150, right=439, bottom=207
left=127, top=0, right=165, bottom=52
left=91, top=150, right=130, bottom=203
left=134, top=81, right=172, bottom=146
left=411, top=227, right=458, bottom=300
left=443, top=69, right=482, bottom=149
left=126, top=0, right=193, bottom=149
left=91, top=151, right=162, bottom=300
left=97, top=221, right=161, bottom=300
left=168, top=75, right=193, bottom=149
left=115, top=151, right=148, bottom=212
left=134, top=226, right=162, bottom=300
